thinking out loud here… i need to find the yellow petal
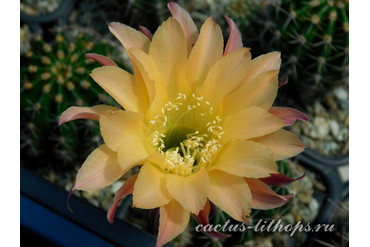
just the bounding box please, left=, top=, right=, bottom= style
left=129, top=47, right=168, bottom=120
left=166, top=167, right=209, bottom=215
left=108, top=22, right=152, bottom=103
left=250, top=129, right=306, bottom=160
left=167, top=2, right=198, bottom=56
left=128, top=47, right=158, bottom=105
left=99, top=110, right=145, bottom=151
left=117, top=139, right=150, bottom=173
left=208, top=170, right=251, bottom=222
left=132, top=163, right=172, bottom=209
left=90, top=66, right=148, bottom=112
left=222, top=106, right=285, bottom=144
left=186, top=16, right=223, bottom=88
left=109, top=22, right=150, bottom=53
left=149, top=17, right=191, bottom=99
left=157, top=200, right=190, bottom=247
left=196, top=47, right=251, bottom=108
left=223, top=70, right=279, bottom=117
left=237, top=51, right=281, bottom=89
left=209, top=139, right=278, bottom=178
left=74, top=144, right=123, bottom=191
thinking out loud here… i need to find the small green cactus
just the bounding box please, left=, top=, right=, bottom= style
left=20, top=28, right=125, bottom=165
left=250, top=0, right=349, bottom=100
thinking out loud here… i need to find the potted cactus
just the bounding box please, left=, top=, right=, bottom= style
left=20, top=27, right=128, bottom=166
left=20, top=1, right=349, bottom=246
left=244, top=0, right=349, bottom=160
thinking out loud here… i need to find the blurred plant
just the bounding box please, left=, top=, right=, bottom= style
left=250, top=0, right=349, bottom=101
left=20, top=28, right=125, bottom=165
left=126, top=0, right=263, bottom=32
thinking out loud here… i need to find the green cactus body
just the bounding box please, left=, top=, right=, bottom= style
left=20, top=29, right=124, bottom=164
left=252, top=0, right=348, bottom=98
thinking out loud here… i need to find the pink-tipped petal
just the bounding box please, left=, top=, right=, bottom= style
left=278, top=76, right=288, bottom=88
left=224, top=16, right=243, bottom=56
left=84, top=53, right=118, bottom=66
left=59, top=105, right=120, bottom=126
left=259, top=173, right=305, bottom=187
left=269, top=107, right=310, bottom=126
left=139, top=26, right=153, bottom=41
left=107, top=173, right=138, bottom=223
left=167, top=2, right=198, bottom=56
left=245, top=178, right=293, bottom=210
left=192, top=200, right=232, bottom=239
left=157, top=200, right=190, bottom=247
left=67, top=184, right=76, bottom=213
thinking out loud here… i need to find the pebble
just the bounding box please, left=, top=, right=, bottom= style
left=288, top=85, right=349, bottom=156
left=329, top=119, right=340, bottom=136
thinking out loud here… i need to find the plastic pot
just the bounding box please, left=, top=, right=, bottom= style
left=20, top=166, right=173, bottom=247
left=297, top=149, right=348, bottom=247
left=20, top=0, right=77, bottom=31
left=300, top=148, right=349, bottom=168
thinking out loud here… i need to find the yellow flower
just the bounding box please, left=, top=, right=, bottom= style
left=60, top=3, right=308, bottom=246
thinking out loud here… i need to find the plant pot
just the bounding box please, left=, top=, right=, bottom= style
left=20, top=166, right=173, bottom=247
left=300, top=148, right=349, bottom=168
left=20, top=0, right=77, bottom=31
left=297, top=149, right=348, bottom=247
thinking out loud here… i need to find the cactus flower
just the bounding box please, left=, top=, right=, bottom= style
left=60, top=2, right=308, bottom=246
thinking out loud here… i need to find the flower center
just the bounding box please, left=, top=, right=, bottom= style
left=147, top=93, right=224, bottom=176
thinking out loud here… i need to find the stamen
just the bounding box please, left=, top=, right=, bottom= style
left=146, top=93, right=224, bottom=176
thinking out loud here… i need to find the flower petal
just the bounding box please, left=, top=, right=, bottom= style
left=74, top=144, right=123, bottom=191
left=250, top=129, right=306, bottom=160
left=117, top=140, right=150, bottom=173
left=278, top=76, right=288, bottom=88
left=59, top=105, right=120, bottom=125
left=186, top=16, right=223, bottom=88
left=167, top=2, right=198, bottom=56
left=237, top=51, right=281, bottom=89
left=196, top=47, right=251, bottom=107
left=99, top=110, right=145, bottom=151
left=209, top=139, right=278, bottom=178
left=149, top=17, right=191, bottom=99
left=157, top=200, right=190, bottom=247
left=269, top=107, right=310, bottom=126
left=222, top=106, right=285, bottom=144
left=84, top=53, right=118, bottom=66
left=245, top=178, right=292, bottom=210
left=132, top=163, right=172, bottom=209
left=223, top=70, right=279, bottom=117
left=208, top=170, right=251, bottom=222
left=129, top=47, right=164, bottom=111
left=192, top=200, right=232, bottom=238
left=259, top=173, right=305, bottom=187
left=107, top=173, right=138, bottom=223
left=90, top=66, right=148, bottom=112
left=109, top=22, right=150, bottom=53
left=108, top=22, right=152, bottom=102
left=166, top=167, right=209, bottom=215
left=139, top=26, right=153, bottom=41
left=223, top=16, right=243, bottom=56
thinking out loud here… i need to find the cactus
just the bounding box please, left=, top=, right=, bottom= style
left=125, top=0, right=262, bottom=33
left=248, top=0, right=349, bottom=101
left=20, top=28, right=126, bottom=165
